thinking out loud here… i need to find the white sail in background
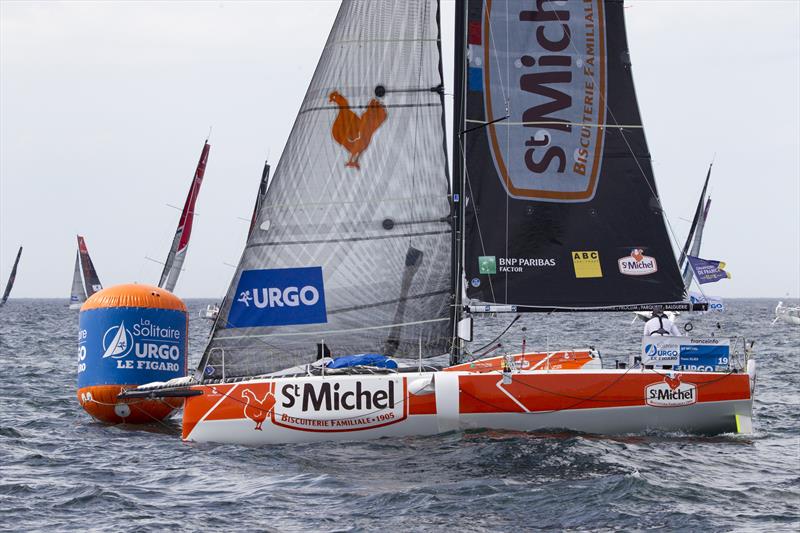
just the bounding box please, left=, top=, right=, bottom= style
left=69, top=251, right=86, bottom=309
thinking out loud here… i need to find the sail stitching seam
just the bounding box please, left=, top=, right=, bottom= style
left=213, top=317, right=450, bottom=341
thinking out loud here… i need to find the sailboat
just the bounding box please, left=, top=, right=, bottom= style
left=1, top=246, right=22, bottom=306
left=200, top=160, right=271, bottom=321
left=158, top=140, right=210, bottom=294
left=123, top=0, right=755, bottom=444
left=774, top=302, right=800, bottom=325
left=634, top=164, right=715, bottom=324
left=69, top=236, right=103, bottom=310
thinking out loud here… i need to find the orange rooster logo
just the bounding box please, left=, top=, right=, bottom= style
left=329, top=91, right=387, bottom=169
left=664, top=374, right=681, bottom=390
left=241, top=388, right=276, bottom=431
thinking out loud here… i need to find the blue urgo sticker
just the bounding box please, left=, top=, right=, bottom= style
left=228, top=267, right=327, bottom=328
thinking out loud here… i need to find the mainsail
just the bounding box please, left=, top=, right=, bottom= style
left=158, top=141, right=210, bottom=293
left=77, top=235, right=102, bottom=297
left=247, top=161, right=271, bottom=238
left=1, top=246, right=22, bottom=305
left=457, top=0, right=685, bottom=309
left=199, top=0, right=452, bottom=379
left=70, top=251, right=86, bottom=307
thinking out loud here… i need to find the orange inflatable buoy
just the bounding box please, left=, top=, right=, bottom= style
left=77, top=284, right=188, bottom=424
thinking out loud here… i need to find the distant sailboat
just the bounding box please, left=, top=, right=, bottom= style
left=634, top=164, right=713, bottom=324
left=774, top=302, right=800, bottom=326
left=200, top=160, right=270, bottom=321
left=1, top=246, right=22, bottom=306
left=70, top=236, right=103, bottom=309
left=158, top=140, right=210, bottom=293
left=680, top=163, right=713, bottom=289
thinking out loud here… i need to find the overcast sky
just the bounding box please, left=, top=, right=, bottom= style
left=1, top=0, right=798, bottom=299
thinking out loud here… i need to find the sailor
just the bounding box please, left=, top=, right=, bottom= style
left=643, top=306, right=681, bottom=336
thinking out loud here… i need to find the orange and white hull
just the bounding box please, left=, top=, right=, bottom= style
left=181, top=358, right=756, bottom=445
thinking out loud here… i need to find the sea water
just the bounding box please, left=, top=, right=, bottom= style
left=0, top=299, right=797, bottom=531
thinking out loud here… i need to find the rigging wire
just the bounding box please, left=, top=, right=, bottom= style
left=470, top=314, right=521, bottom=354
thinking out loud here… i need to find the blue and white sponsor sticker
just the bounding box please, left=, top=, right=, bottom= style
left=78, top=307, right=186, bottom=388
left=228, top=267, right=328, bottom=328
left=679, top=344, right=730, bottom=370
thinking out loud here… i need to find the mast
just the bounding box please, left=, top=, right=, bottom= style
left=1, top=246, right=22, bottom=305
left=450, top=0, right=467, bottom=365
left=159, top=140, right=211, bottom=293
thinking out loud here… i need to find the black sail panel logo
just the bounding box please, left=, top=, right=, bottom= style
left=482, top=0, right=606, bottom=202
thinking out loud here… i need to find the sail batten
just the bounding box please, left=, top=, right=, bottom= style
left=199, top=0, right=453, bottom=380
left=459, top=0, right=685, bottom=309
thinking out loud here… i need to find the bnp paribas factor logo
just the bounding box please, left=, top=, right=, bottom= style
left=478, top=256, right=497, bottom=275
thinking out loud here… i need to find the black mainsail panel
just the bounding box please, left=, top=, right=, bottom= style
left=200, top=0, right=452, bottom=379
left=458, top=0, right=684, bottom=308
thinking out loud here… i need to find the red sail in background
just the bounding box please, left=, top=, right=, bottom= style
left=77, top=235, right=103, bottom=297
left=158, top=140, right=210, bottom=292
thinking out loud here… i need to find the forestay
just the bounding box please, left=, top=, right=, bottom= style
left=199, top=0, right=452, bottom=379
left=457, top=0, right=685, bottom=309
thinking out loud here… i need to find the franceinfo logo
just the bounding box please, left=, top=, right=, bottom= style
left=229, top=267, right=328, bottom=328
